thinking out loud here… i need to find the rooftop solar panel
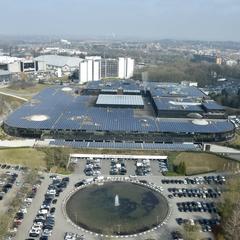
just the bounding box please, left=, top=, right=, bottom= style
left=49, top=139, right=200, bottom=151
left=4, top=83, right=234, bottom=137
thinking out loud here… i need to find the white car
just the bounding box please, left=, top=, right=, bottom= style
left=24, top=198, right=33, bottom=203
left=20, top=207, right=27, bottom=214
left=42, top=228, right=52, bottom=236
left=47, top=189, right=56, bottom=195
left=129, top=175, right=137, bottom=178
left=32, top=223, right=42, bottom=230
left=38, top=209, right=48, bottom=215
left=34, top=221, right=43, bottom=227
left=29, top=228, right=41, bottom=237
left=40, top=205, right=50, bottom=210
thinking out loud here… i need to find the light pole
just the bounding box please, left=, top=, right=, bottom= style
left=117, top=224, right=121, bottom=234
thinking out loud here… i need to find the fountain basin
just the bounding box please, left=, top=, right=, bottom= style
left=65, top=181, right=169, bottom=235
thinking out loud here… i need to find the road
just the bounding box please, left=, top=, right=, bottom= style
left=0, top=91, right=28, bottom=102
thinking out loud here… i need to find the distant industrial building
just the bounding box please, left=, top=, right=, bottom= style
left=0, top=56, right=45, bottom=73
left=35, top=55, right=82, bottom=77
left=192, top=54, right=222, bottom=65
left=0, top=70, right=11, bottom=84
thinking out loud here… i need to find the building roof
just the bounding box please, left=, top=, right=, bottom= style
left=152, top=97, right=203, bottom=112
left=5, top=86, right=234, bottom=134
left=96, top=94, right=144, bottom=106
left=202, top=100, right=225, bottom=111
left=0, top=70, right=11, bottom=76
left=86, top=79, right=142, bottom=92
left=35, top=55, right=83, bottom=68
left=0, top=56, right=22, bottom=64
left=148, top=82, right=207, bottom=98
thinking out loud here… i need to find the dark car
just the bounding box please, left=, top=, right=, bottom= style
left=74, top=181, right=84, bottom=188
left=139, top=180, right=148, bottom=184
left=62, top=177, right=69, bottom=182
left=40, top=237, right=48, bottom=240
left=171, top=231, right=183, bottom=240
left=50, top=207, right=56, bottom=214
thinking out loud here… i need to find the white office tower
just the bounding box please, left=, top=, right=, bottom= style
left=79, top=56, right=101, bottom=84
left=118, top=57, right=134, bottom=79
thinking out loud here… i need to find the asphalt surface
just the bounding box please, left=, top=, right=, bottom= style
left=12, top=159, right=221, bottom=240
left=0, top=168, right=23, bottom=214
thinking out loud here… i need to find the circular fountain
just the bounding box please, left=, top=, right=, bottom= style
left=65, top=181, right=169, bottom=236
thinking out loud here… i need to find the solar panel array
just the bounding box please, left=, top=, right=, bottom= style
left=202, top=101, right=225, bottom=111
left=5, top=86, right=234, bottom=134
left=86, top=79, right=143, bottom=92
left=49, top=139, right=200, bottom=151
left=148, top=82, right=207, bottom=98
left=152, top=97, right=203, bottom=112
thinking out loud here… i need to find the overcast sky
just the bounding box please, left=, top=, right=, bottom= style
left=0, top=0, right=239, bottom=41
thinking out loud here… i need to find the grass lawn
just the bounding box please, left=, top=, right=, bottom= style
left=173, top=152, right=240, bottom=175
left=0, top=83, right=50, bottom=100
left=6, top=83, right=50, bottom=95
left=0, top=148, right=47, bottom=169
left=225, top=132, right=240, bottom=150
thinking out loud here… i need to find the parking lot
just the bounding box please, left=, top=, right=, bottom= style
left=74, top=155, right=166, bottom=177
left=0, top=164, right=24, bottom=214
left=7, top=156, right=226, bottom=240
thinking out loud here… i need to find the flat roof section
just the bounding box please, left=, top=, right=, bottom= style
left=96, top=94, right=144, bottom=107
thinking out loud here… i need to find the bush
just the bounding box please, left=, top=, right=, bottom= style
left=174, top=161, right=186, bottom=175
left=40, top=147, right=71, bottom=171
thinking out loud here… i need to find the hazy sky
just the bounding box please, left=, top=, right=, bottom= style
left=0, top=0, right=239, bottom=41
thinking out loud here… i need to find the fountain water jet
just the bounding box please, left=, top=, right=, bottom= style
left=115, top=194, right=120, bottom=207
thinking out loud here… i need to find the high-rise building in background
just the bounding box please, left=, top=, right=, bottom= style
left=79, top=57, right=134, bottom=84
left=118, top=57, right=135, bottom=79
left=101, top=58, right=119, bottom=78
left=79, top=56, right=101, bottom=84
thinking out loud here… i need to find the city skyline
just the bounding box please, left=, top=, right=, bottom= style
left=0, top=0, right=240, bottom=41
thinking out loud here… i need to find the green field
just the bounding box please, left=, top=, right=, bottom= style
left=5, top=83, right=50, bottom=95
left=0, top=148, right=46, bottom=169
left=225, top=132, right=240, bottom=150
left=0, top=83, right=50, bottom=101
left=172, top=152, right=239, bottom=175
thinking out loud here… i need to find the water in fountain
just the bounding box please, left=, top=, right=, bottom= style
left=115, top=194, right=120, bottom=207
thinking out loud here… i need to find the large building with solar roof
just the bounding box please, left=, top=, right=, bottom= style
left=3, top=80, right=235, bottom=145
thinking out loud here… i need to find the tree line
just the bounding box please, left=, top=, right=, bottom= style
left=133, top=61, right=240, bottom=87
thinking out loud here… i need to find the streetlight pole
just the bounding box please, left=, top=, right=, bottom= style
left=117, top=224, right=121, bottom=234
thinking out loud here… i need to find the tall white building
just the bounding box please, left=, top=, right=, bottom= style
left=118, top=57, right=134, bottom=79
left=79, top=56, right=101, bottom=84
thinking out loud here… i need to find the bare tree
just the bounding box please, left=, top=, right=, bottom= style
left=183, top=223, right=201, bottom=240
left=224, top=203, right=240, bottom=240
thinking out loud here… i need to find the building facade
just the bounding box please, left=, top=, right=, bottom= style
left=118, top=57, right=135, bottom=79
left=79, top=56, right=101, bottom=84
left=101, top=58, right=119, bottom=78
left=0, top=56, right=46, bottom=73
